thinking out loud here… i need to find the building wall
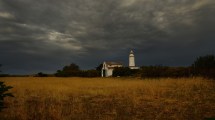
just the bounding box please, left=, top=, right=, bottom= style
left=102, top=62, right=122, bottom=77
left=130, top=66, right=139, bottom=69
left=129, top=55, right=135, bottom=67
left=106, top=69, right=113, bottom=77
left=102, top=68, right=113, bottom=77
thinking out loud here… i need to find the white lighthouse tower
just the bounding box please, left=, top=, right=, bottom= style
left=129, top=50, right=139, bottom=69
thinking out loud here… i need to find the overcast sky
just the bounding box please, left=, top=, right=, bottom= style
left=0, top=0, right=215, bottom=74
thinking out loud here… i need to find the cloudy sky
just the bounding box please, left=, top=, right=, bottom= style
left=0, top=0, right=215, bottom=74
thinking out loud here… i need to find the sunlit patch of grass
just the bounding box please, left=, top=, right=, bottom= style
left=0, top=77, right=215, bottom=120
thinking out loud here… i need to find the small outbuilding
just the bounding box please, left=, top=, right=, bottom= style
left=101, top=62, right=123, bottom=77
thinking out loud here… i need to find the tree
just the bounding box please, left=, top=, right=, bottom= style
left=63, top=63, right=80, bottom=72
left=192, top=55, right=215, bottom=69
left=96, top=63, right=103, bottom=71
left=192, top=55, right=215, bottom=79
left=36, top=72, right=48, bottom=77
left=55, top=63, right=81, bottom=77
left=0, top=65, right=14, bottom=111
left=95, top=63, right=103, bottom=76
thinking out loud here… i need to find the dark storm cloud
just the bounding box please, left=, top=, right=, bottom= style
left=0, top=0, right=215, bottom=74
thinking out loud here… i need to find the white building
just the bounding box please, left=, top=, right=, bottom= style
left=101, top=62, right=123, bottom=77
left=101, top=50, right=139, bottom=77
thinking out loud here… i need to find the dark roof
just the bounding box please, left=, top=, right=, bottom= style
left=105, top=62, right=123, bottom=65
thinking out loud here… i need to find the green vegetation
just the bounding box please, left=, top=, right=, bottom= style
left=113, top=55, right=215, bottom=79
left=192, top=55, right=215, bottom=79
left=113, top=67, right=140, bottom=77
left=35, top=72, right=48, bottom=77
left=0, top=65, right=14, bottom=112
left=141, top=66, right=190, bottom=78
left=0, top=82, right=14, bottom=111
left=55, top=63, right=100, bottom=77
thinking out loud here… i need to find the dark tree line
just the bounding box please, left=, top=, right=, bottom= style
left=113, top=67, right=140, bottom=77
left=35, top=72, right=48, bottom=77
left=112, top=55, right=215, bottom=79
left=140, top=66, right=190, bottom=78
left=55, top=63, right=100, bottom=77
left=36, top=54, right=215, bottom=79
left=112, top=66, right=190, bottom=78
left=191, top=55, right=215, bottom=79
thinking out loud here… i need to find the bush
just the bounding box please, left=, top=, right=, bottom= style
left=191, top=55, right=215, bottom=79
left=141, top=66, right=190, bottom=78
left=113, top=67, right=139, bottom=77
left=0, top=81, right=14, bottom=111
left=55, top=63, right=100, bottom=77
left=80, top=70, right=100, bottom=77
left=36, top=72, right=48, bottom=77
left=55, top=63, right=81, bottom=77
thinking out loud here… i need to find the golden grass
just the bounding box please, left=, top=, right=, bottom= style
left=0, top=77, right=215, bottom=120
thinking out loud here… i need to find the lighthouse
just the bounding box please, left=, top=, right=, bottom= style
left=129, top=50, right=139, bottom=69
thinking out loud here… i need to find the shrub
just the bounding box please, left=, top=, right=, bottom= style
left=141, top=66, right=190, bottom=78
left=191, top=55, right=215, bottom=79
left=0, top=81, right=14, bottom=111
left=36, top=72, right=48, bottom=77
left=113, top=67, right=139, bottom=77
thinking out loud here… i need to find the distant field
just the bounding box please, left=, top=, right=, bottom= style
left=0, top=77, right=215, bottom=120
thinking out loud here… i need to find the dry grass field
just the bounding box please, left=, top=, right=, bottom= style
left=0, top=77, right=215, bottom=120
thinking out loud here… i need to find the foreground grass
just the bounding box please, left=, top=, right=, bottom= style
left=0, top=77, right=215, bottom=120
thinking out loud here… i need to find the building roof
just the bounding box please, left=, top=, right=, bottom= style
left=105, top=61, right=123, bottom=65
